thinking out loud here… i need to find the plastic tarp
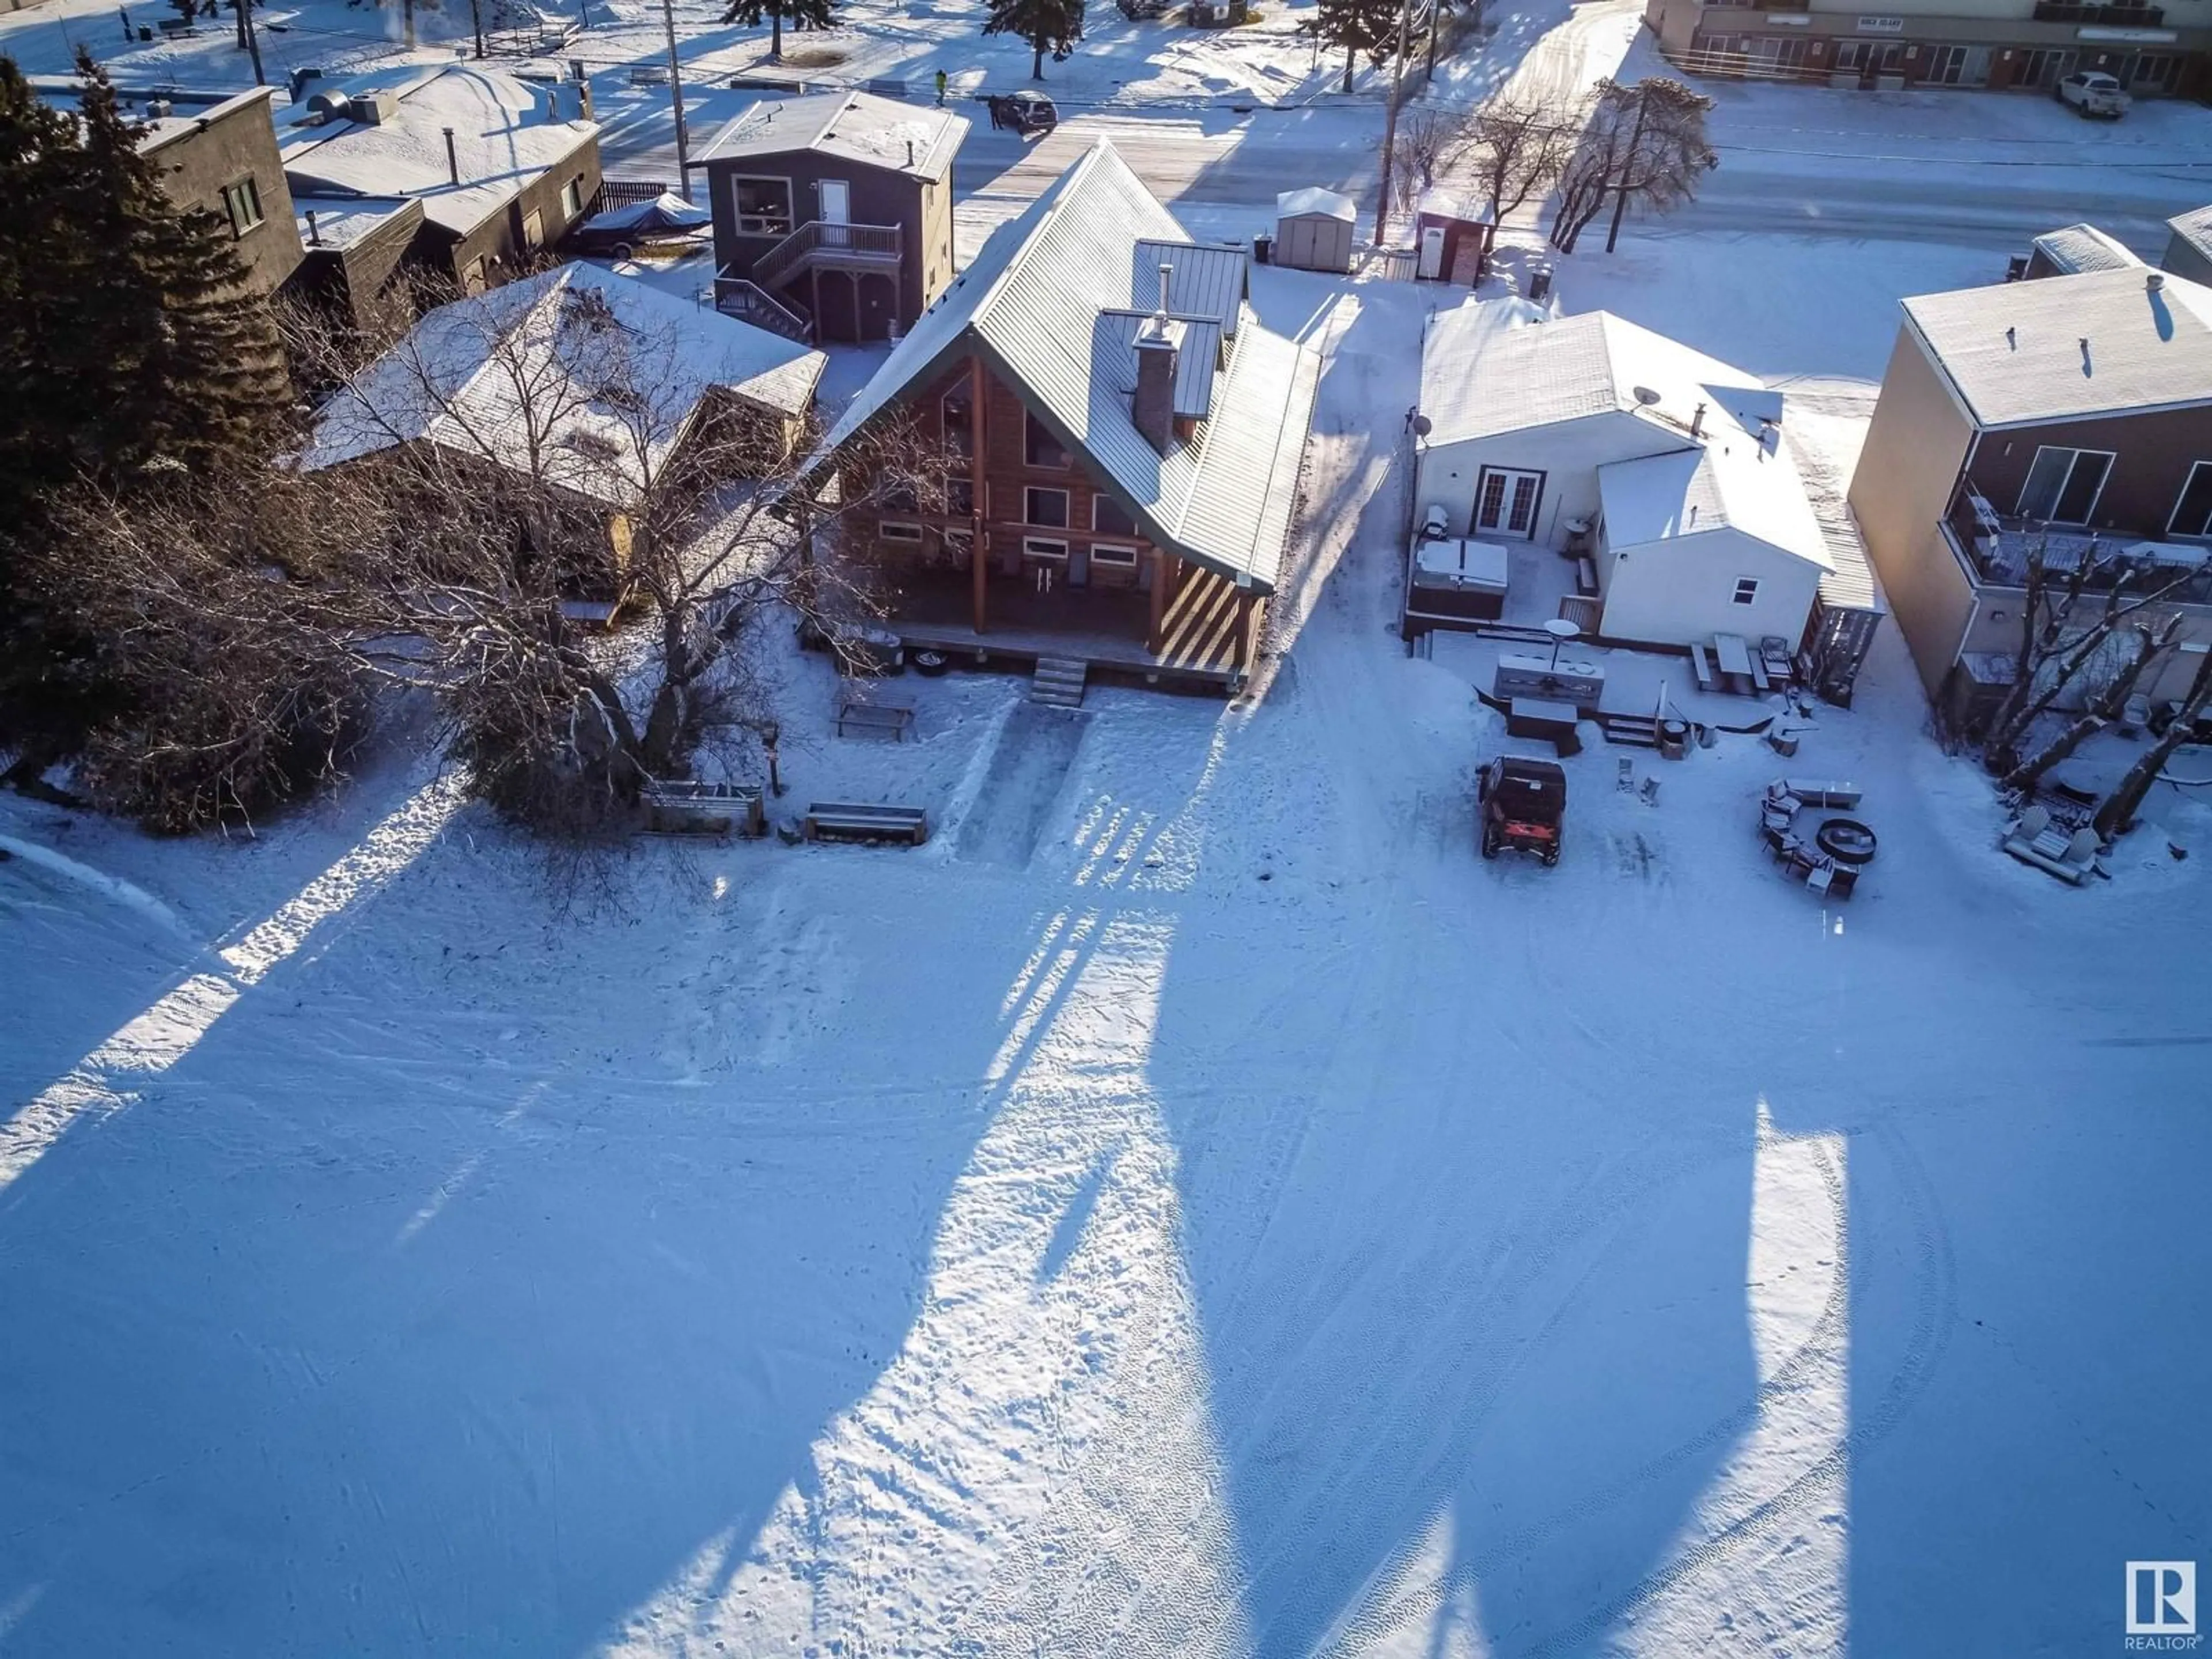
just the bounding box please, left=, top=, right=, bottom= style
left=580, top=192, right=711, bottom=236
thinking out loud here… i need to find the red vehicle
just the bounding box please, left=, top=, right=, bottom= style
left=1477, top=755, right=1566, bottom=866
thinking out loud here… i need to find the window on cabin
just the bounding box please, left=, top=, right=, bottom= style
left=1025, top=412, right=1070, bottom=469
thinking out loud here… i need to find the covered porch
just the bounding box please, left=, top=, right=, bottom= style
left=882, top=551, right=1262, bottom=693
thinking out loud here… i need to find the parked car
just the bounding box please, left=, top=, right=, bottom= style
left=565, top=191, right=712, bottom=260
left=991, top=90, right=1058, bottom=134
left=2056, top=70, right=2130, bottom=118
left=1476, top=756, right=1566, bottom=866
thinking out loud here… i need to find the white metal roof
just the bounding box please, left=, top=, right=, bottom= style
left=689, top=90, right=968, bottom=181
left=1131, top=238, right=1245, bottom=334
left=1902, top=266, right=2212, bottom=427
left=1419, top=302, right=1755, bottom=450
left=1276, top=186, right=1355, bottom=222
left=811, top=141, right=1317, bottom=593
left=1597, top=425, right=1834, bottom=574
left=306, top=262, right=824, bottom=508
left=277, top=63, right=597, bottom=239
left=2030, top=223, right=2144, bottom=275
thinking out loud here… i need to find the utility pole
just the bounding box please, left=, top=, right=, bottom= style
left=234, top=0, right=264, bottom=84
left=1372, top=0, right=1414, bottom=248
left=468, top=0, right=484, bottom=55
left=660, top=0, right=691, bottom=199
left=1423, top=0, right=1438, bottom=83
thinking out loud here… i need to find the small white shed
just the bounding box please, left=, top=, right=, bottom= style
left=1275, top=187, right=1356, bottom=275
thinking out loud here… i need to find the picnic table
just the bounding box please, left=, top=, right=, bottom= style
left=1713, top=632, right=1753, bottom=679
left=836, top=696, right=915, bottom=741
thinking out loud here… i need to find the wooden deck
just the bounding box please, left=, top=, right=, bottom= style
left=885, top=566, right=1257, bottom=694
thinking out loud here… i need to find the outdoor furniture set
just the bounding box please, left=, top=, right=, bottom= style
left=1760, top=779, right=1873, bottom=899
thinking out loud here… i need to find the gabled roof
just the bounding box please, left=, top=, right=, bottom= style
left=1277, top=185, right=1355, bottom=221
left=2030, top=223, right=2143, bottom=275
left=2163, top=205, right=2212, bottom=266
left=1419, top=301, right=1754, bottom=449
left=1598, top=430, right=1832, bottom=574
left=812, top=141, right=1319, bottom=593
left=305, top=262, right=824, bottom=508
left=276, top=63, right=597, bottom=239
left=1902, top=266, right=2212, bottom=427
left=688, top=90, right=968, bottom=181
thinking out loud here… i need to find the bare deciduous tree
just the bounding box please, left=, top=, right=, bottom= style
left=2001, top=615, right=2179, bottom=795
left=1391, top=105, right=1471, bottom=220
left=1979, top=537, right=2194, bottom=774
left=1466, top=91, right=1580, bottom=221
left=2094, top=642, right=2212, bottom=840
left=1548, top=77, right=1716, bottom=255
left=282, top=271, right=942, bottom=838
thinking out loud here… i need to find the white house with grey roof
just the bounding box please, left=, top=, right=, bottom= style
left=1414, top=300, right=1883, bottom=694
left=809, top=139, right=1320, bottom=695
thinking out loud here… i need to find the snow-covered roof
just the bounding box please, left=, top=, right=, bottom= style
left=1412, top=536, right=1509, bottom=588
left=135, top=86, right=278, bottom=156
left=298, top=196, right=419, bottom=252
left=1597, top=415, right=1834, bottom=574
left=689, top=90, right=968, bottom=181
left=811, top=141, right=1319, bottom=594
left=1902, top=266, right=2212, bottom=427
left=277, top=63, right=597, bottom=239
left=1415, top=187, right=1493, bottom=226
left=1419, top=302, right=1748, bottom=449
left=1276, top=185, right=1354, bottom=222
left=305, top=262, right=824, bottom=509
left=2029, top=223, right=2143, bottom=276
left=2168, top=205, right=2212, bottom=265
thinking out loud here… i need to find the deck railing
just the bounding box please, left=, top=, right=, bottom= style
left=1944, top=480, right=2212, bottom=602
left=752, top=220, right=903, bottom=293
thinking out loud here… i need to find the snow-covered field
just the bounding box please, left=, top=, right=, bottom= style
left=5, top=251, right=2211, bottom=1657
left=7, top=0, right=2212, bottom=1647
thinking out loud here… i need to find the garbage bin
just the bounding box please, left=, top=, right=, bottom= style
left=1253, top=233, right=1272, bottom=266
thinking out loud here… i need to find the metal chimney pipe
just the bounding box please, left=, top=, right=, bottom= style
left=1156, top=260, right=1171, bottom=321
left=442, top=125, right=460, bottom=186
left=306, top=209, right=321, bottom=246
left=1690, top=400, right=1706, bottom=440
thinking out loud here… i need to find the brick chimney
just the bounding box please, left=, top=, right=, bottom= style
left=1132, top=261, right=1183, bottom=456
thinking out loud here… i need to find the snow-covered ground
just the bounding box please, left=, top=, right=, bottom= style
left=5, top=249, right=2212, bottom=1659
left=8, top=0, right=2212, bottom=1648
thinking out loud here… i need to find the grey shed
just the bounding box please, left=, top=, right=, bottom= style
left=1274, top=186, right=1355, bottom=275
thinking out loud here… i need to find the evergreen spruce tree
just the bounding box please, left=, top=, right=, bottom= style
left=0, top=50, right=289, bottom=764
left=982, top=0, right=1084, bottom=79
left=1310, top=0, right=1399, bottom=91
left=717, top=0, right=835, bottom=62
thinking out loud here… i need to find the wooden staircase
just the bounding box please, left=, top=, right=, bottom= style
left=1596, top=711, right=1661, bottom=748
left=1031, top=657, right=1089, bottom=708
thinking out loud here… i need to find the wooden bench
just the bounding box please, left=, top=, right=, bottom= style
left=156, top=17, right=198, bottom=34
left=1782, top=778, right=1861, bottom=810
left=628, top=63, right=671, bottom=86
left=641, top=780, right=764, bottom=837
left=803, top=802, right=929, bottom=846
left=1749, top=652, right=1771, bottom=693
left=835, top=698, right=914, bottom=741
left=1688, top=641, right=1718, bottom=694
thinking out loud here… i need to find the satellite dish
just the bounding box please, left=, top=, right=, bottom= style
left=1633, top=386, right=1662, bottom=407
left=1541, top=618, right=1582, bottom=641
left=1411, top=413, right=1433, bottom=437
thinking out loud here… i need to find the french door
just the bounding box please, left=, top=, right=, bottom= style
left=1475, top=467, right=1545, bottom=539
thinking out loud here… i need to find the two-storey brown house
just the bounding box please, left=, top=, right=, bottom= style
left=278, top=64, right=600, bottom=318
left=809, top=141, right=1321, bottom=699
left=686, top=91, right=967, bottom=346
left=138, top=88, right=306, bottom=300
left=1849, top=262, right=2212, bottom=722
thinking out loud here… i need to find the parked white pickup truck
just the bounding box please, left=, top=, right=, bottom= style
left=2056, top=70, right=2131, bottom=118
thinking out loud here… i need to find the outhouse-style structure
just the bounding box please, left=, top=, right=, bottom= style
left=1413, top=188, right=1495, bottom=286
left=1274, top=187, right=1356, bottom=275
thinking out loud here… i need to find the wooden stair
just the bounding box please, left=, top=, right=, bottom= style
left=1597, top=711, right=1661, bottom=748
left=1031, top=657, right=1089, bottom=708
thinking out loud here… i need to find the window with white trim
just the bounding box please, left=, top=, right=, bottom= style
left=2169, top=461, right=2212, bottom=539
left=1732, top=577, right=1760, bottom=605
left=1022, top=537, right=1069, bottom=560
left=732, top=176, right=794, bottom=237
left=1024, top=412, right=1070, bottom=469
left=1089, top=543, right=1139, bottom=569
left=879, top=521, right=924, bottom=542
left=1024, top=486, right=1069, bottom=528
left=1093, top=496, right=1138, bottom=537
left=220, top=176, right=263, bottom=237
left=2017, top=445, right=2115, bottom=525
left=560, top=177, right=584, bottom=219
